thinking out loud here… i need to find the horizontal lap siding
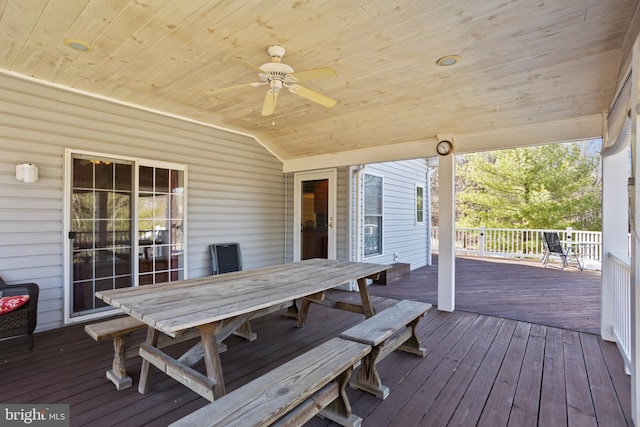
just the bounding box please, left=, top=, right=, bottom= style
left=0, top=72, right=285, bottom=331
left=364, top=160, right=429, bottom=270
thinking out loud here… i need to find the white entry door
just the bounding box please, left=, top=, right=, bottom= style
left=294, top=169, right=337, bottom=261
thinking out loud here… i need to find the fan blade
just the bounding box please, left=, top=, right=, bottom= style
left=262, top=89, right=279, bottom=116
left=206, top=82, right=265, bottom=95
left=291, top=67, right=337, bottom=81
left=226, top=57, right=265, bottom=74
left=288, top=84, right=337, bottom=108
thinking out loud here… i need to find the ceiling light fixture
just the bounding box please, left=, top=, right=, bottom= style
left=436, top=55, right=461, bottom=66
left=64, top=38, right=93, bottom=52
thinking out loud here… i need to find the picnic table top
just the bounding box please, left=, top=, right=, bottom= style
left=96, top=259, right=389, bottom=337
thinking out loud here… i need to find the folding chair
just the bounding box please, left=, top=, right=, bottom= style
left=209, top=243, right=242, bottom=275
left=541, top=232, right=583, bottom=271
left=209, top=243, right=255, bottom=340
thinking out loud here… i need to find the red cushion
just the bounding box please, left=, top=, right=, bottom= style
left=0, top=295, right=30, bottom=315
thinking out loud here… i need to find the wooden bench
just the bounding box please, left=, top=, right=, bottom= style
left=339, top=299, right=433, bottom=399
left=169, top=337, right=370, bottom=427
left=85, top=316, right=226, bottom=390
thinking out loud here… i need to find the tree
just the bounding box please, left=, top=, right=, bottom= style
left=455, top=142, right=601, bottom=230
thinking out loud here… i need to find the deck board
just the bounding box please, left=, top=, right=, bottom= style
left=0, top=256, right=630, bottom=426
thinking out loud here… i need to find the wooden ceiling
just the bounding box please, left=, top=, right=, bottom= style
left=1, top=0, right=637, bottom=164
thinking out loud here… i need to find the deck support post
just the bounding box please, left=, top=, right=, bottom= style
left=437, top=148, right=455, bottom=312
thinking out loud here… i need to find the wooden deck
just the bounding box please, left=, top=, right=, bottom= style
left=0, top=256, right=629, bottom=426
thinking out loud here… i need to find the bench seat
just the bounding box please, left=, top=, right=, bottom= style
left=340, top=299, right=432, bottom=399
left=85, top=316, right=220, bottom=390
left=169, top=337, right=370, bottom=427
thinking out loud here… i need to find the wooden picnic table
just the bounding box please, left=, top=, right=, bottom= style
left=95, top=258, right=390, bottom=401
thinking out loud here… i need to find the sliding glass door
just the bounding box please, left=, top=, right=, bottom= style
left=67, top=152, right=186, bottom=319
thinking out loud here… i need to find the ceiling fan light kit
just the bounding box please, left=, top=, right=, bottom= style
left=208, top=45, right=337, bottom=116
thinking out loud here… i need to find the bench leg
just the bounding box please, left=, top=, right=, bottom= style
left=319, top=368, right=363, bottom=427
left=138, top=327, right=160, bottom=395
left=232, top=320, right=257, bottom=341
left=349, top=345, right=389, bottom=400
left=106, top=334, right=133, bottom=390
left=398, top=317, right=427, bottom=357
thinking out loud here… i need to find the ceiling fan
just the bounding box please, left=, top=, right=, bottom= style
left=207, top=45, right=337, bottom=116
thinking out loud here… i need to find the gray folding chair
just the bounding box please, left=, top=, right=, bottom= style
left=209, top=243, right=255, bottom=340
left=541, top=232, right=582, bottom=271
left=210, top=243, right=242, bottom=275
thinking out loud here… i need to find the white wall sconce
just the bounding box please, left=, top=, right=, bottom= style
left=16, top=163, right=39, bottom=184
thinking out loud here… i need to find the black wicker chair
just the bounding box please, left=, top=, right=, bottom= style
left=0, top=277, right=39, bottom=349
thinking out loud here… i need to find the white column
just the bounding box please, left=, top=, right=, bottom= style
left=601, top=145, right=630, bottom=342
left=437, top=154, right=455, bottom=312
left=630, top=37, right=640, bottom=425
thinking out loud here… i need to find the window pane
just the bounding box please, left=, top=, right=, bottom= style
left=115, top=163, right=132, bottom=191
left=139, top=166, right=154, bottom=192
left=364, top=175, right=382, bottom=215
left=72, top=191, right=94, bottom=220
left=95, top=162, right=114, bottom=190
left=363, top=174, right=383, bottom=256
left=73, top=158, right=94, bottom=189
left=416, top=186, right=424, bottom=223
left=155, top=168, right=170, bottom=193
left=364, top=216, right=382, bottom=256
left=170, top=170, right=184, bottom=192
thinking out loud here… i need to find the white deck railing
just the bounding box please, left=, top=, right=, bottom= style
left=431, top=226, right=602, bottom=262
left=610, top=252, right=632, bottom=374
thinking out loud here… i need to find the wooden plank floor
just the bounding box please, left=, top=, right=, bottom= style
left=370, top=254, right=602, bottom=334
left=0, top=257, right=629, bottom=426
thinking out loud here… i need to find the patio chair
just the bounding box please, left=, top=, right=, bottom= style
left=0, top=277, right=39, bottom=349
left=209, top=243, right=255, bottom=340
left=210, top=243, right=242, bottom=275
left=541, top=232, right=583, bottom=271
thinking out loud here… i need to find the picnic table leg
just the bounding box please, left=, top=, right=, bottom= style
left=200, top=323, right=226, bottom=399
left=138, top=327, right=160, bottom=394
left=297, top=292, right=324, bottom=328
left=356, top=277, right=376, bottom=318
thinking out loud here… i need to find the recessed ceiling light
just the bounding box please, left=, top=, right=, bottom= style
left=436, top=55, right=461, bottom=66
left=64, top=38, right=93, bottom=52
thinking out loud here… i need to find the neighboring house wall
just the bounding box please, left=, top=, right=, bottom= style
left=356, top=160, right=430, bottom=270
left=0, top=73, right=285, bottom=332
left=286, top=161, right=430, bottom=272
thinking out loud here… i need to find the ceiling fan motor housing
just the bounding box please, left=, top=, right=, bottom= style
left=259, top=62, right=296, bottom=91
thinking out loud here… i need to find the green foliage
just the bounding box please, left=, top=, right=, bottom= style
left=456, top=142, right=601, bottom=230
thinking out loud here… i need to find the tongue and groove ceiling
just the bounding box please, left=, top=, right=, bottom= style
left=1, top=0, right=637, bottom=165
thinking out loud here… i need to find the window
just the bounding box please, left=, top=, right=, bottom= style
left=363, top=174, right=383, bottom=257
left=416, top=185, right=425, bottom=224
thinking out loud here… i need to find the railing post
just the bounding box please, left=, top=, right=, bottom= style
left=479, top=227, right=485, bottom=257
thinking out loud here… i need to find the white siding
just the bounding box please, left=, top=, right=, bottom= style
left=336, top=167, right=350, bottom=261
left=0, top=73, right=284, bottom=331
left=359, top=160, right=430, bottom=270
